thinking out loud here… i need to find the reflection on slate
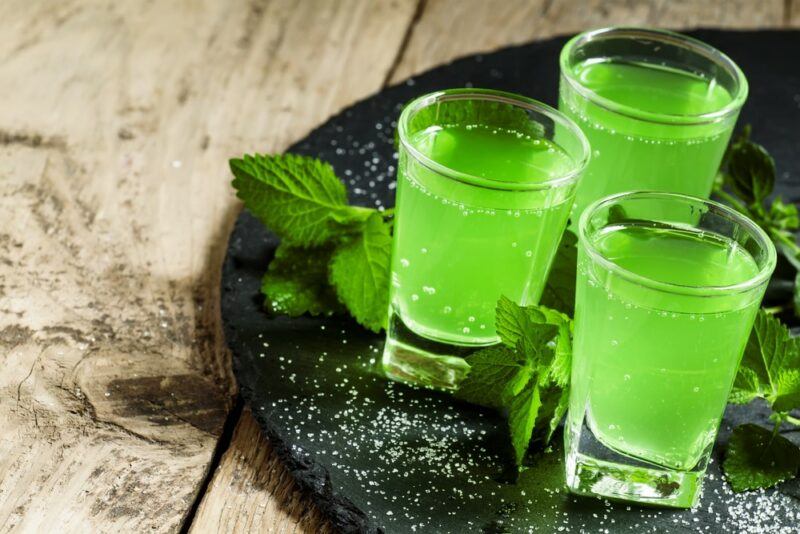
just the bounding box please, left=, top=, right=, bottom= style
left=222, top=31, right=800, bottom=533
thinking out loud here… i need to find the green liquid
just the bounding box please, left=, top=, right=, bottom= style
left=572, top=223, right=761, bottom=470
left=391, top=124, right=575, bottom=345
left=560, top=60, right=737, bottom=220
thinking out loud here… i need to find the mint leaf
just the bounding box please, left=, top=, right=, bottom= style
left=533, top=307, right=573, bottom=387
left=540, top=230, right=577, bottom=316
left=714, top=128, right=800, bottom=268
left=508, top=380, right=542, bottom=466
left=457, top=297, right=573, bottom=469
left=723, top=424, right=800, bottom=492
left=729, top=367, right=762, bottom=405
left=495, top=296, right=571, bottom=387
left=535, top=384, right=570, bottom=443
left=455, top=346, right=530, bottom=409
left=794, top=273, right=800, bottom=318
left=329, top=213, right=392, bottom=332
left=730, top=311, right=800, bottom=413
left=773, top=369, right=800, bottom=413
left=495, top=295, right=535, bottom=348
left=405, top=97, right=545, bottom=140
left=231, top=154, right=372, bottom=247
left=261, top=243, right=340, bottom=317
left=725, top=131, right=775, bottom=205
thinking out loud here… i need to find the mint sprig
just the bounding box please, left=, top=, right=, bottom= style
left=455, top=296, right=572, bottom=469
left=715, top=126, right=800, bottom=271
left=730, top=311, right=800, bottom=412
left=725, top=310, right=800, bottom=491
left=231, top=154, right=391, bottom=332
left=724, top=424, right=800, bottom=492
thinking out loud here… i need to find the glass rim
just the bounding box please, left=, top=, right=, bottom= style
left=578, top=191, right=777, bottom=297
left=559, top=27, right=749, bottom=126
left=396, top=88, right=591, bottom=192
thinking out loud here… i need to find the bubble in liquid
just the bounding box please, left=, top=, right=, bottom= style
left=422, top=286, right=436, bottom=295
left=411, top=294, right=419, bottom=301
left=443, top=306, right=452, bottom=314
left=462, top=327, right=471, bottom=334
left=420, top=247, right=428, bottom=254
left=610, top=340, right=619, bottom=347
left=400, top=258, right=410, bottom=268
left=693, top=387, right=700, bottom=393
left=480, top=324, right=486, bottom=330
left=468, top=316, right=475, bottom=323
left=623, top=374, right=631, bottom=381
left=525, top=250, right=532, bottom=257
left=511, top=242, right=518, bottom=248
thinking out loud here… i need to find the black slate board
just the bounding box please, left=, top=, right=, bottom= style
left=222, top=30, right=800, bottom=533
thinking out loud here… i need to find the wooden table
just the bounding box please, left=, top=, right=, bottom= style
left=1, top=1, right=797, bottom=532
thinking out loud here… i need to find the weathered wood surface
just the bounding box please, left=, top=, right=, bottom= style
left=389, top=0, right=787, bottom=82
left=190, top=408, right=335, bottom=534
left=0, top=0, right=796, bottom=533
left=0, top=0, right=414, bottom=532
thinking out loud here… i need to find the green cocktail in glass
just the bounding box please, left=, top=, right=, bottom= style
left=383, top=89, right=589, bottom=389
left=566, top=191, right=776, bottom=508
left=559, top=27, right=748, bottom=221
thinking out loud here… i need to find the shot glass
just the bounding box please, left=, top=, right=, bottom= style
left=566, top=191, right=776, bottom=508
left=559, top=27, right=748, bottom=221
left=382, top=89, right=590, bottom=390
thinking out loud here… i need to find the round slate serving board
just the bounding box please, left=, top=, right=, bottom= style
left=222, top=30, right=800, bottom=533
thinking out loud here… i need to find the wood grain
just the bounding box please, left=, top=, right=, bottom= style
left=189, top=410, right=334, bottom=534
left=390, top=0, right=786, bottom=82
left=0, top=0, right=416, bottom=532
left=790, top=0, right=800, bottom=25
left=0, top=0, right=793, bottom=532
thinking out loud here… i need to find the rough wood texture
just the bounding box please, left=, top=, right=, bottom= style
left=0, top=0, right=415, bottom=532
left=0, top=0, right=795, bottom=532
left=390, top=0, right=786, bottom=82
left=189, top=410, right=335, bottom=534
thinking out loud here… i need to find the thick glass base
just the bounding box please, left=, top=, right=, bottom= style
left=565, top=417, right=706, bottom=508
left=381, top=309, right=481, bottom=390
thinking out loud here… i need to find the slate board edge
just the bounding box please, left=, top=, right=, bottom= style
left=220, top=28, right=800, bottom=534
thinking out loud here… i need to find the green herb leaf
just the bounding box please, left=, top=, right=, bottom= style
left=540, top=230, right=578, bottom=316
left=261, top=243, right=341, bottom=317
left=508, top=380, right=542, bottom=466
left=714, top=128, right=800, bottom=269
left=535, top=383, right=570, bottom=443
left=730, top=310, right=800, bottom=413
left=405, top=98, right=546, bottom=140
left=794, top=273, right=800, bottom=318
left=455, top=345, right=531, bottom=409
left=495, top=296, right=572, bottom=387
left=231, top=154, right=372, bottom=247
left=457, top=297, right=573, bottom=470
left=723, top=424, right=800, bottom=492
left=725, top=133, right=776, bottom=205
left=329, top=213, right=392, bottom=332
